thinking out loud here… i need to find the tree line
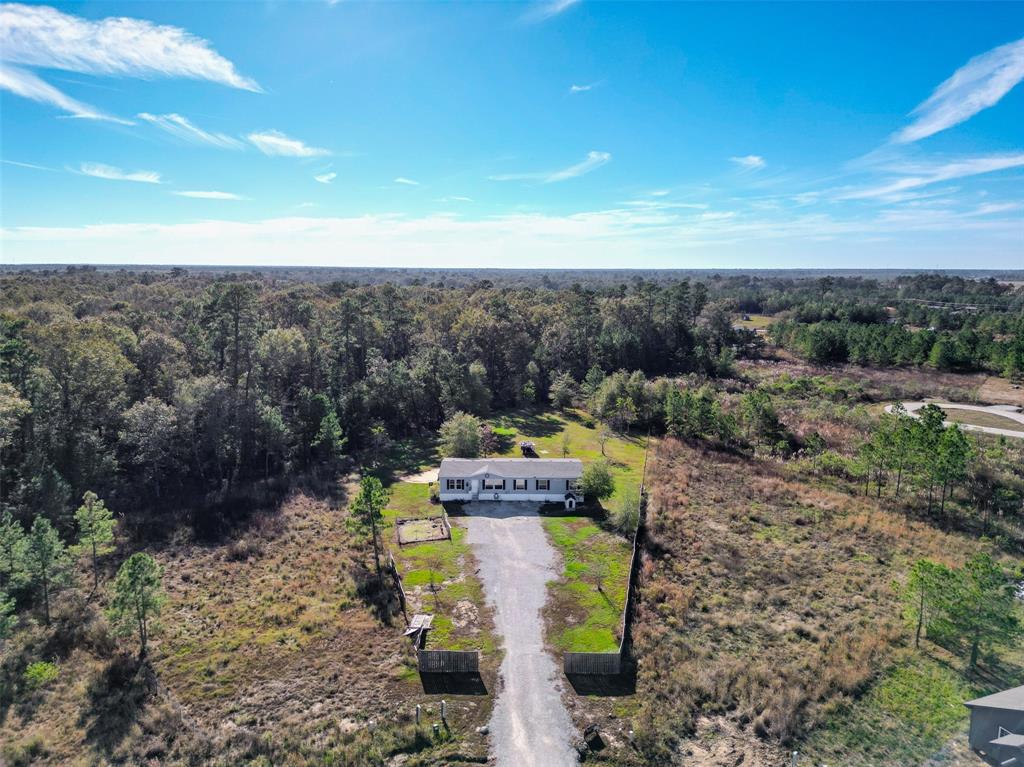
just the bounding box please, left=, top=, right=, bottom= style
left=769, top=314, right=1024, bottom=377
left=1, top=272, right=746, bottom=532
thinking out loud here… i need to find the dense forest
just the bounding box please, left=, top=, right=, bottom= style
left=0, top=268, right=1021, bottom=536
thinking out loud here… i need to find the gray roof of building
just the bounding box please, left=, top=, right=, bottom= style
left=438, top=457, right=582, bottom=480
left=965, top=685, right=1024, bottom=711
left=990, top=733, right=1024, bottom=747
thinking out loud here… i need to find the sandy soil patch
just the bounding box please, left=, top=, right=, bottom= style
left=399, top=467, right=438, bottom=483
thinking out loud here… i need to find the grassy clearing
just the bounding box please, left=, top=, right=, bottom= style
left=735, top=313, right=776, bottom=330
left=941, top=407, right=1024, bottom=432
left=800, top=653, right=976, bottom=765
left=383, top=480, right=434, bottom=522
left=488, top=406, right=650, bottom=507
left=543, top=516, right=632, bottom=652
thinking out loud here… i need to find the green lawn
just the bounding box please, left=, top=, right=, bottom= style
left=543, top=516, right=632, bottom=653
left=383, top=480, right=434, bottom=521
left=735, top=313, right=775, bottom=330
left=488, top=407, right=651, bottom=508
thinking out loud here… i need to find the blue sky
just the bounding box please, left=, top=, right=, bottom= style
left=1, top=1, right=1022, bottom=268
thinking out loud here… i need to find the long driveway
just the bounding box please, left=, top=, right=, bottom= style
left=888, top=401, right=1024, bottom=439
left=461, top=502, right=576, bottom=767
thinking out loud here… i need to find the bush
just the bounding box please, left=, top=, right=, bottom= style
left=611, top=486, right=641, bottom=535
left=580, top=460, right=616, bottom=502
left=438, top=412, right=482, bottom=458
left=24, top=661, right=58, bottom=689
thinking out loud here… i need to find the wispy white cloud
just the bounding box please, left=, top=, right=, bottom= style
left=394, top=177, right=419, bottom=186
left=836, top=153, right=1024, bottom=200
left=895, top=38, right=1024, bottom=143
left=77, top=162, right=161, bottom=184
left=0, top=63, right=131, bottom=123
left=730, top=155, right=766, bottom=171
left=523, top=0, right=580, bottom=23
left=172, top=190, right=245, bottom=200
left=489, top=150, right=611, bottom=183
left=545, top=151, right=611, bottom=182
left=314, top=172, right=337, bottom=184
left=0, top=3, right=259, bottom=122
left=138, top=112, right=243, bottom=149
left=247, top=130, right=330, bottom=157
left=967, top=201, right=1022, bottom=216
left=6, top=201, right=1021, bottom=268
left=619, top=199, right=709, bottom=210
left=569, top=81, right=600, bottom=93
left=436, top=196, right=473, bottom=203
left=0, top=3, right=260, bottom=90
left=2, top=158, right=57, bottom=172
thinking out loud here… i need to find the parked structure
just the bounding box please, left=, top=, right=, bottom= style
left=438, top=457, right=582, bottom=508
left=966, top=685, right=1024, bottom=766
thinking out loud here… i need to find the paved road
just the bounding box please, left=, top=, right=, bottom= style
left=888, top=401, right=1024, bottom=439
left=462, top=502, right=577, bottom=767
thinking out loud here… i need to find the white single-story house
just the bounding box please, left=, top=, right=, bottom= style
left=438, top=457, right=583, bottom=508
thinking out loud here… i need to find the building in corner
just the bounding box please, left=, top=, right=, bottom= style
left=438, top=457, right=582, bottom=508
left=966, top=685, right=1024, bottom=766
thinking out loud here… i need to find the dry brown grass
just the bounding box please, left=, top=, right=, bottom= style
left=0, top=493, right=492, bottom=765
left=613, top=436, right=1005, bottom=765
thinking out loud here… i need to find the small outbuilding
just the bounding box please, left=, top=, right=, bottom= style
left=966, top=685, right=1024, bottom=766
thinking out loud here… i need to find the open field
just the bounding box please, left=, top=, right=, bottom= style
left=0, top=492, right=492, bottom=766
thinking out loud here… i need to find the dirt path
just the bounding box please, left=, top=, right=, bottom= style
left=462, top=502, right=577, bottom=767
left=889, top=401, right=1024, bottom=438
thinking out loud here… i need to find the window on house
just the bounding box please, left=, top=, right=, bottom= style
left=446, top=479, right=465, bottom=491
left=536, top=479, right=550, bottom=491
left=513, top=479, right=527, bottom=491
left=568, top=480, right=581, bottom=494
left=483, top=478, right=505, bottom=490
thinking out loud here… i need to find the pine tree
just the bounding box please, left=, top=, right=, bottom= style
left=74, top=491, right=116, bottom=595
left=349, top=476, right=390, bottom=580
left=0, top=510, right=27, bottom=589
left=109, top=552, right=165, bottom=658
left=25, top=516, right=71, bottom=626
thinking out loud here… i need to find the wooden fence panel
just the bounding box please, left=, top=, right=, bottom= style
left=417, top=650, right=480, bottom=674
left=563, top=652, right=622, bottom=676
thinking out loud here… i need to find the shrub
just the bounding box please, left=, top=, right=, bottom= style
left=23, top=661, right=58, bottom=689
left=580, top=460, right=616, bottom=502
left=438, top=412, right=481, bottom=458
left=611, top=486, right=641, bottom=535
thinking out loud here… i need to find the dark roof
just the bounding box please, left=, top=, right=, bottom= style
left=439, top=457, right=582, bottom=480
left=965, top=685, right=1024, bottom=711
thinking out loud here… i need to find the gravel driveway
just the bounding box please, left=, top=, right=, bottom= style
left=888, top=401, right=1024, bottom=439
left=462, top=502, right=577, bottom=767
